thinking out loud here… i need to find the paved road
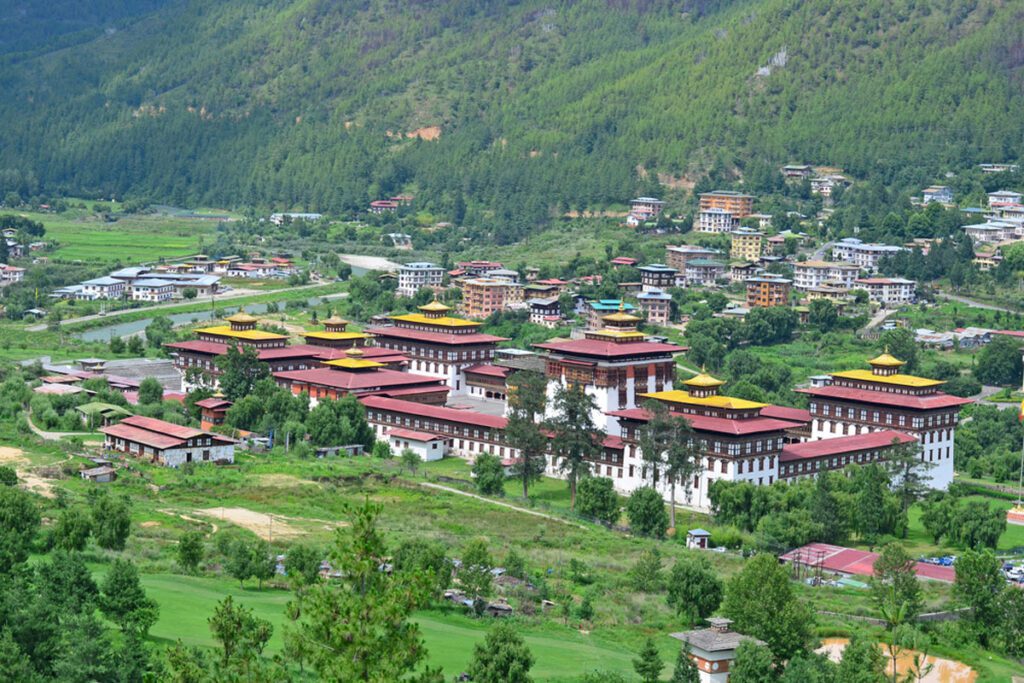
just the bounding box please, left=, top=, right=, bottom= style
left=26, top=413, right=93, bottom=441
left=935, top=290, right=1019, bottom=314
left=27, top=280, right=341, bottom=331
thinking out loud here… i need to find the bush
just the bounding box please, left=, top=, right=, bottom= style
left=626, top=487, right=668, bottom=539
left=576, top=476, right=621, bottom=525
left=472, top=453, right=506, bottom=496
left=709, top=525, right=746, bottom=549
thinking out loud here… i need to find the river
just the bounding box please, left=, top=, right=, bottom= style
left=75, top=292, right=349, bottom=342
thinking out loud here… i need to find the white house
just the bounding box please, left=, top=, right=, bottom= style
left=397, top=262, right=445, bottom=298
left=130, top=279, right=175, bottom=302
left=388, top=427, right=447, bottom=461
left=671, top=618, right=766, bottom=683
left=80, top=277, right=126, bottom=300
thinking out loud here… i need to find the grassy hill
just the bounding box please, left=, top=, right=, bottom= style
left=0, top=0, right=1022, bottom=237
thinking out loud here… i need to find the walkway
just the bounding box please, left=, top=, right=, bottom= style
left=935, top=290, right=1020, bottom=314
left=419, top=482, right=589, bottom=530
left=26, top=412, right=93, bottom=441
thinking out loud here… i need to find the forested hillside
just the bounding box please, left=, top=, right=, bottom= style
left=1, top=0, right=1022, bottom=239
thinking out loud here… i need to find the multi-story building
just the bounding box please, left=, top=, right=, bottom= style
left=729, top=228, right=764, bottom=261
left=980, top=163, right=1020, bottom=174
left=830, top=239, right=906, bottom=273
left=792, top=261, right=860, bottom=291
left=0, top=264, right=25, bottom=283
left=610, top=372, right=809, bottom=510
left=80, top=277, right=126, bottom=300
left=527, top=297, right=561, bottom=327
left=699, top=191, right=754, bottom=217
left=397, top=262, right=444, bottom=298
left=638, top=264, right=678, bottom=292
left=129, top=279, right=175, bottom=303
left=454, top=261, right=503, bottom=277
left=745, top=277, right=791, bottom=308
left=696, top=208, right=740, bottom=234
left=665, top=245, right=722, bottom=271
left=797, top=352, right=972, bottom=489
left=461, top=278, right=523, bottom=319
left=534, top=308, right=683, bottom=432
left=922, top=185, right=953, bottom=205
left=781, top=164, right=814, bottom=179
left=366, top=301, right=506, bottom=394
left=629, top=197, right=666, bottom=220
left=988, top=190, right=1023, bottom=209
left=637, top=289, right=673, bottom=325
left=853, top=277, right=916, bottom=306
left=684, top=259, right=727, bottom=286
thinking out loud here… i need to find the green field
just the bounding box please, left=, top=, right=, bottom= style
left=13, top=205, right=220, bottom=263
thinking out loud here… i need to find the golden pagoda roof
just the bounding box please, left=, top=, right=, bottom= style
left=683, top=371, right=725, bottom=388
left=390, top=313, right=479, bottom=328
left=867, top=351, right=906, bottom=367
left=302, top=330, right=369, bottom=341
left=195, top=325, right=286, bottom=341
left=322, top=315, right=350, bottom=326
left=419, top=300, right=451, bottom=313
left=602, top=311, right=642, bottom=324
left=642, top=390, right=767, bottom=410
left=832, top=369, right=943, bottom=388
left=323, top=357, right=385, bottom=370
left=345, top=348, right=364, bottom=357
left=225, top=312, right=258, bottom=324
left=590, top=328, right=646, bottom=340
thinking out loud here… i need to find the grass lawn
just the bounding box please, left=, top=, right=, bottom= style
left=14, top=206, right=219, bottom=263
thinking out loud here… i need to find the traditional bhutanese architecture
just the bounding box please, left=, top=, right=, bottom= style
left=797, top=352, right=971, bottom=489
left=100, top=415, right=234, bottom=467
left=464, top=364, right=512, bottom=404
left=534, top=308, right=684, bottom=432
left=366, top=301, right=506, bottom=395
left=195, top=395, right=233, bottom=431
left=671, top=618, right=765, bottom=683
left=779, top=430, right=916, bottom=481
left=195, top=313, right=287, bottom=349
left=610, top=371, right=809, bottom=510
left=273, top=348, right=449, bottom=406
left=300, top=316, right=370, bottom=349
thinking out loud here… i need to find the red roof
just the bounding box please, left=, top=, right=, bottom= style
left=388, top=427, right=447, bottom=442
left=360, top=396, right=508, bottom=429
left=120, top=415, right=204, bottom=439
left=273, top=367, right=443, bottom=392
left=534, top=278, right=569, bottom=285
left=124, top=390, right=185, bottom=405
left=534, top=339, right=683, bottom=359
left=464, top=364, right=511, bottom=379
left=780, top=543, right=954, bottom=583
left=602, top=435, right=625, bottom=449
left=100, top=423, right=184, bottom=449
left=610, top=408, right=799, bottom=436
left=797, top=386, right=972, bottom=410
left=781, top=430, right=916, bottom=462
left=761, top=405, right=811, bottom=423
left=367, top=326, right=507, bottom=345
left=195, top=398, right=233, bottom=409
left=610, top=257, right=638, bottom=265
left=165, top=339, right=229, bottom=355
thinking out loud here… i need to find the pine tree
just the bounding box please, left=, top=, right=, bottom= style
left=633, top=638, right=664, bottom=683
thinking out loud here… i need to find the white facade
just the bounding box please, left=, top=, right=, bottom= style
left=397, top=262, right=444, bottom=298
left=793, top=261, right=859, bottom=290
left=696, top=208, right=739, bottom=234
left=853, top=278, right=916, bottom=306
left=830, top=239, right=905, bottom=273
left=81, top=277, right=126, bottom=300
left=130, top=279, right=175, bottom=302
left=388, top=433, right=447, bottom=461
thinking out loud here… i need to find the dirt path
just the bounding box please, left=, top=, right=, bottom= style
left=0, top=446, right=57, bottom=498
left=157, top=508, right=220, bottom=535
left=420, top=482, right=589, bottom=530
left=26, top=412, right=93, bottom=441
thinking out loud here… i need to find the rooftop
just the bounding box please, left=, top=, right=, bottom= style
left=194, top=325, right=288, bottom=341
left=781, top=430, right=916, bottom=462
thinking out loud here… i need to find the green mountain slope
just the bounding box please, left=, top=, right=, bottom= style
left=0, top=0, right=1021, bottom=237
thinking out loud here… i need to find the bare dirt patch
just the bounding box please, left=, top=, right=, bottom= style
left=193, top=507, right=304, bottom=541
left=140, top=521, right=161, bottom=528
left=406, top=125, right=441, bottom=140
left=255, top=473, right=319, bottom=488
left=0, top=447, right=56, bottom=498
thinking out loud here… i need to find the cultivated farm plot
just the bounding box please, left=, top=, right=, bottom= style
left=27, top=211, right=217, bottom=263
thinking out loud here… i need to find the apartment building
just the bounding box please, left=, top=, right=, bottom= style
left=730, top=228, right=764, bottom=261
left=397, top=262, right=445, bottom=298
left=792, top=261, right=860, bottom=291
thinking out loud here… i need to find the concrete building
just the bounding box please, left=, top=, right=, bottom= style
left=129, top=279, right=175, bottom=303
left=665, top=245, right=722, bottom=271
left=388, top=428, right=447, bottom=461
left=527, top=297, right=561, bottom=326
left=80, top=277, right=126, bottom=300
left=397, top=262, right=444, bottom=298
left=637, top=289, right=673, bottom=325
left=696, top=207, right=739, bottom=234
left=586, top=299, right=636, bottom=329
left=987, top=190, right=1023, bottom=209
left=195, top=313, right=288, bottom=350
left=671, top=618, right=765, bottom=683
left=922, top=185, right=953, bottom=205
left=853, top=277, right=916, bottom=306
left=637, top=264, right=678, bottom=292
left=683, top=259, right=727, bottom=286
left=830, top=238, right=905, bottom=273
left=461, top=278, right=523, bottom=319
left=781, top=164, right=814, bottom=179
left=745, top=277, right=791, bottom=308
left=699, top=191, right=754, bottom=217
left=792, top=261, right=860, bottom=291
left=729, top=228, right=764, bottom=261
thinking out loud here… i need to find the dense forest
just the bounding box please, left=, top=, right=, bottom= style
left=1, top=0, right=1022, bottom=240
